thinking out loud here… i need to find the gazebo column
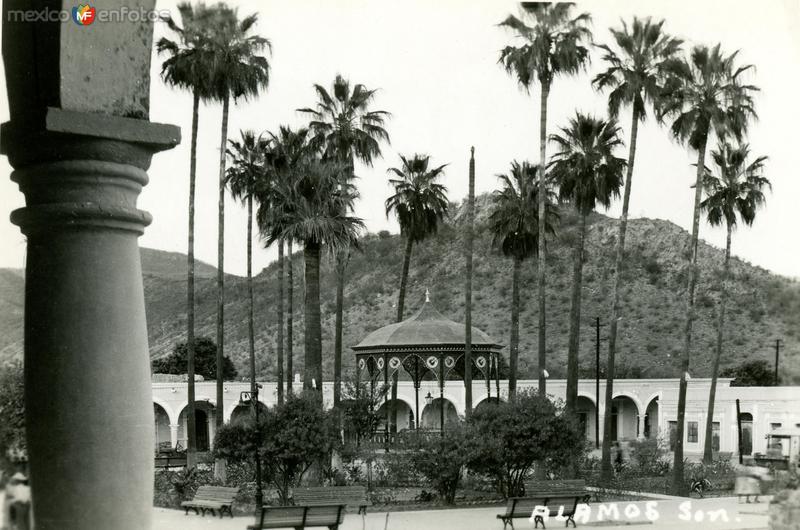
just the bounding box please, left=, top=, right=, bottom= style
left=1, top=2, right=180, bottom=528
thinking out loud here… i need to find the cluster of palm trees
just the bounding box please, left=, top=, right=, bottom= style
left=495, top=3, right=769, bottom=493
left=156, top=1, right=771, bottom=494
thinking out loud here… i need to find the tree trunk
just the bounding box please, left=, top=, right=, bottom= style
left=672, top=134, right=708, bottom=495
left=247, top=195, right=256, bottom=396
left=537, top=82, right=550, bottom=394
left=566, top=212, right=587, bottom=413
left=464, top=147, right=475, bottom=417
left=277, top=240, right=285, bottom=405
left=391, top=236, right=414, bottom=434
left=601, top=105, right=639, bottom=481
left=334, top=252, right=347, bottom=407
left=304, top=241, right=322, bottom=398
left=397, top=237, right=413, bottom=322
left=509, top=255, right=521, bottom=399
left=287, top=240, right=294, bottom=396
left=702, top=222, right=732, bottom=464
left=215, top=95, right=230, bottom=480
left=186, top=90, right=200, bottom=469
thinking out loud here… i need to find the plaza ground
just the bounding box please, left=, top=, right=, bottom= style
left=153, top=496, right=770, bottom=530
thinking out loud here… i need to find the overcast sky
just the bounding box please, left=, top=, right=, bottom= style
left=1, top=0, right=798, bottom=279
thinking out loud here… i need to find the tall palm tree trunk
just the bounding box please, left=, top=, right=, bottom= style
left=672, top=134, right=709, bottom=495
left=566, top=212, right=587, bottom=412
left=703, top=222, right=732, bottom=463
left=247, top=196, right=256, bottom=396
left=397, top=237, right=413, bottom=322
left=277, top=240, right=285, bottom=405
left=390, top=236, right=414, bottom=434
left=334, top=254, right=346, bottom=407
left=601, top=106, right=639, bottom=480
left=287, top=240, right=294, bottom=396
left=215, top=95, right=230, bottom=480
left=304, top=241, right=323, bottom=397
left=186, top=90, right=200, bottom=469
left=464, top=147, right=476, bottom=416
left=537, top=82, right=550, bottom=394
left=509, top=255, right=521, bottom=399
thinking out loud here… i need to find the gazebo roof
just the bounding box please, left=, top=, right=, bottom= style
left=352, top=296, right=501, bottom=351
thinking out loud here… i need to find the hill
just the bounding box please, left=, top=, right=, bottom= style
left=1, top=195, right=798, bottom=383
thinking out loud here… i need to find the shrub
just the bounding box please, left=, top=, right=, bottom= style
left=407, top=427, right=469, bottom=504
left=0, top=362, right=25, bottom=478
left=213, top=392, right=340, bottom=504
left=465, top=391, right=584, bottom=498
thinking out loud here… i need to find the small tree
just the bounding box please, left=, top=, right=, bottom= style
left=720, top=360, right=775, bottom=387
left=465, top=391, right=584, bottom=498
left=213, top=392, right=339, bottom=504
left=408, top=426, right=468, bottom=504
left=0, top=362, right=25, bottom=475
left=152, top=337, right=238, bottom=381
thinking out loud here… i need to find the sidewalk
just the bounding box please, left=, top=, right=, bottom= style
left=153, top=496, right=771, bottom=530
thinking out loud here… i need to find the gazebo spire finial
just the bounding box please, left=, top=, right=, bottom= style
left=425, top=288, right=430, bottom=303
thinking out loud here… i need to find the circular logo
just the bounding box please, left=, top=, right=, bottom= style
left=476, top=357, right=487, bottom=368
left=377, top=358, right=385, bottom=370
left=426, top=356, right=439, bottom=369
left=444, top=356, right=455, bottom=368
left=358, top=358, right=366, bottom=370
left=389, top=357, right=401, bottom=370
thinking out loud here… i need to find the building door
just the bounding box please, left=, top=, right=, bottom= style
left=195, top=409, right=209, bottom=452
left=740, top=413, right=753, bottom=456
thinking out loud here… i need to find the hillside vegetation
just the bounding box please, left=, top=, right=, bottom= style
left=1, top=195, right=798, bottom=383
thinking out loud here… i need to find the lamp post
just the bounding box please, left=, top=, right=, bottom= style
left=240, top=388, right=263, bottom=514
left=424, top=392, right=433, bottom=431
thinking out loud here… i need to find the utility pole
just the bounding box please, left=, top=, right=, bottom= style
left=775, top=339, right=782, bottom=386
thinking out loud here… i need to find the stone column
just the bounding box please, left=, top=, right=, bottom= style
left=169, top=424, right=180, bottom=449
left=637, top=414, right=646, bottom=440
left=2, top=2, right=180, bottom=529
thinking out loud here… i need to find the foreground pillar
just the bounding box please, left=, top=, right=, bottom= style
left=1, top=2, right=180, bottom=528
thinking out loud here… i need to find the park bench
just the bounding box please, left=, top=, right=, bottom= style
left=524, top=479, right=592, bottom=502
left=181, top=485, right=239, bottom=518
left=247, top=504, right=347, bottom=530
left=497, top=495, right=584, bottom=529
left=292, top=486, right=371, bottom=514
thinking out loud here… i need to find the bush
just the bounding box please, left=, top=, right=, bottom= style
left=407, top=427, right=468, bottom=504
left=0, top=362, right=25, bottom=478
left=213, top=392, right=340, bottom=504
left=465, top=391, right=585, bottom=498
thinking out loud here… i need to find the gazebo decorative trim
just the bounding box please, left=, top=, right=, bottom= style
left=351, top=295, right=503, bottom=444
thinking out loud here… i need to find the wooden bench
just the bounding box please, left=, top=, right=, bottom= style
left=497, top=495, right=584, bottom=529
left=292, top=486, right=371, bottom=514
left=181, top=485, right=239, bottom=518
left=525, top=479, right=592, bottom=502
left=247, top=504, right=347, bottom=530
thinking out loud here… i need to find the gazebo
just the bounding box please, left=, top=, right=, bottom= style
left=352, top=291, right=503, bottom=438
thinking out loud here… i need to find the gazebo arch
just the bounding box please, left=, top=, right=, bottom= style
left=352, top=294, right=502, bottom=441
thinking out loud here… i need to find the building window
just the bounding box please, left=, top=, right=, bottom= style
left=771, top=423, right=782, bottom=431
left=688, top=421, right=698, bottom=443
left=712, top=422, right=720, bottom=452
left=668, top=421, right=678, bottom=450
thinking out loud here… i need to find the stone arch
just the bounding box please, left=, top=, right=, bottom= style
left=177, top=400, right=217, bottom=452
left=610, top=393, right=641, bottom=441
left=376, top=398, right=415, bottom=432
left=153, top=402, right=172, bottom=451
left=575, top=395, right=597, bottom=442
left=421, top=397, right=459, bottom=429
left=643, top=395, right=660, bottom=439
left=474, top=396, right=503, bottom=415
left=228, top=401, right=268, bottom=425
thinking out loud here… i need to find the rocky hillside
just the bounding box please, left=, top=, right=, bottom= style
left=1, top=195, right=798, bottom=383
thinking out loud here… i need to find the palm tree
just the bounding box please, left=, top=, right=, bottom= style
left=499, top=2, right=592, bottom=393
left=549, top=113, right=626, bottom=416
left=658, top=44, right=758, bottom=494
left=156, top=1, right=221, bottom=470
left=260, top=157, right=364, bottom=398
left=298, top=75, right=390, bottom=407
left=488, top=161, right=558, bottom=399
left=591, top=17, right=683, bottom=480
left=205, top=5, right=271, bottom=437
left=262, top=126, right=313, bottom=401
left=225, top=130, right=270, bottom=402
left=464, top=147, right=476, bottom=415
left=286, top=239, right=294, bottom=396
left=700, top=142, right=769, bottom=463
left=385, top=153, right=449, bottom=429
